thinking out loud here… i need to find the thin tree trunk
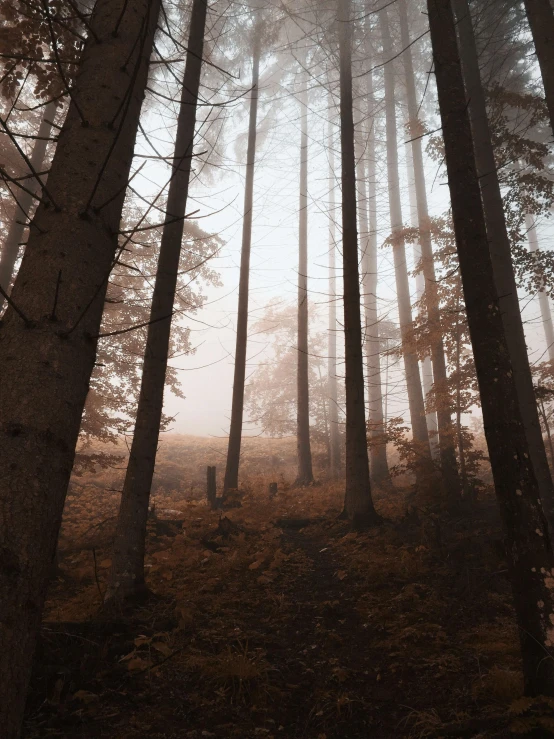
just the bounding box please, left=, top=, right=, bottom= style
left=453, top=0, right=554, bottom=519
left=399, top=0, right=460, bottom=498
left=454, top=297, right=469, bottom=497
left=363, top=56, right=390, bottom=486
left=539, top=399, right=554, bottom=468
left=317, top=363, right=331, bottom=467
left=428, top=0, right=554, bottom=697
left=380, top=7, right=433, bottom=488
left=327, top=107, right=341, bottom=476
left=0, top=0, right=160, bottom=733
left=296, top=77, right=314, bottom=485
left=0, top=100, right=57, bottom=314
left=523, top=0, right=554, bottom=135
left=356, top=132, right=386, bottom=484
left=526, top=213, right=554, bottom=363
left=338, top=0, right=378, bottom=527
left=224, top=30, right=261, bottom=493
left=104, top=0, right=208, bottom=604
left=405, top=132, right=438, bottom=457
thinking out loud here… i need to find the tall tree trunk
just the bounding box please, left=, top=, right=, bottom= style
left=428, top=0, right=554, bottom=697
left=539, top=398, right=554, bottom=467
left=454, top=296, right=469, bottom=497
left=380, top=7, right=433, bottom=488
left=296, top=77, right=314, bottom=485
left=357, top=131, right=386, bottom=485
left=104, top=0, right=208, bottom=604
left=327, top=108, right=341, bottom=476
left=0, top=0, right=160, bottom=734
left=223, top=30, right=261, bottom=493
left=317, top=363, right=331, bottom=466
left=523, top=0, right=554, bottom=135
left=338, top=0, right=379, bottom=527
left=399, top=0, right=460, bottom=499
left=453, top=0, right=554, bottom=519
left=526, top=213, right=554, bottom=363
left=0, top=100, right=57, bottom=314
left=405, top=131, right=439, bottom=457
left=362, top=57, right=390, bottom=486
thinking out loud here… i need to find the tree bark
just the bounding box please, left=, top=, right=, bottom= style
left=327, top=106, right=342, bottom=476
left=404, top=132, right=439, bottom=458
left=539, top=399, right=554, bottom=468
left=104, top=0, right=208, bottom=604
left=380, top=6, right=433, bottom=488
left=399, top=0, right=460, bottom=499
left=0, top=100, right=58, bottom=314
left=526, top=213, right=554, bottom=363
left=0, top=0, right=160, bottom=734
left=362, top=54, right=391, bottom=486
left=453, top=0, right=554, bottom=519
left=224, top=29, right=261, bottom=493
left=338, top=0, right=378, bottom=527
left=296, top=77, right=314, bottom=485
left=523, top=0, right=554, bottom=136
left=428, top=0, right=554, bottom=697
left=454, top=297, right=469, bottom=497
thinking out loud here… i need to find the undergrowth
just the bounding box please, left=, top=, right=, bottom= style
left=24, top=435, right=553, bottom=738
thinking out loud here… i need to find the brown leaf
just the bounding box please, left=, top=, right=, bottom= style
left=127, top=657, right=151, bottom=671
left=152, top=642, right=172, bottom=657
left=72, top=690, right=99, bottom=704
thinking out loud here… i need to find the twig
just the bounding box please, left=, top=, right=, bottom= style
left=0, top=52, right=76, bottom=64
left=91, top=547, right=104, bottom=601
left=51, top=270, right=62, bottom=320
left=0, top=117, right=60, bottom=208
left=91, top=312, right=174, bottom=339
left=116, top=210, right=199, bottom=234
left=0, top=284, right=32, bottom=325
left=84, top=1, right=151, bottom=210
left=93, top=161, right=146, bottom=213
left=113, top=0, right=131, bottom=37
left=41, top=0, right=88, bottom=125
left=0, top=168, right=52, bottom=207
left=64, top=0, right=100, bottom=42
left=133, top=647, right=185, bottom=676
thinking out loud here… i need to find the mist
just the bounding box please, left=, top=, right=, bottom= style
left=2, top=0, right=554, bottom=735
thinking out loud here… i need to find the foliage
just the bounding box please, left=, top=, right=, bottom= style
left=0, top=0, right=84, bottom=99
left=245, top=300, right=344, bottom=457
left=75, top=210, right=222, bottom=472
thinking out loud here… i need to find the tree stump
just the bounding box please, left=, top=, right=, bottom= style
left=207, top=466, right=217, bottom=509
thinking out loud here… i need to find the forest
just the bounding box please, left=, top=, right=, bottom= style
left=1, top=0, right=554, bottom=736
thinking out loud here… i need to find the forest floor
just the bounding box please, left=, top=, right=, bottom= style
left=22, top=437, right=553, bottom=738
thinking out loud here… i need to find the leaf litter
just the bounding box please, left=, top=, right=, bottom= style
left=23, top=437, right=551, bottom=738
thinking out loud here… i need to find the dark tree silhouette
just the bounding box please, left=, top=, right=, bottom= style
left=105, top=0, right=209, bottom=605
left=0, top=0, right=161, bottom=733
left=428, top=0, right=554, bottom=697
left=224, top=15, right=262, bottom=493
left=338, top=0, right=378, bottom=527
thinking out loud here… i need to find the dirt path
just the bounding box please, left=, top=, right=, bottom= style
left=24, top=514, right=517, bottom=738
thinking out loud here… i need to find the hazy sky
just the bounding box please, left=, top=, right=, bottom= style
left=130, top=32, right=554, bottom=439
